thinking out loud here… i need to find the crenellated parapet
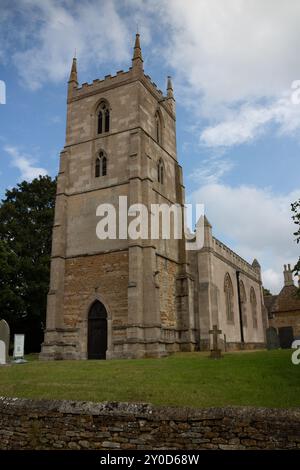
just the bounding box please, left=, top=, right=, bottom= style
left=67, top=35, right=175, bottom=119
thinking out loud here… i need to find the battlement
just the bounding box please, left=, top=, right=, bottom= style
left=67, top=32, right=173, bottom=116
left=213, top=237, right=260, bottom=278
left=71, top=67, right=172, bottom=116
left=144, top=75, right=164, bottom=97
left=74, top=68, right=132, bottom=98
left=73, top=69, right=166, bottom=99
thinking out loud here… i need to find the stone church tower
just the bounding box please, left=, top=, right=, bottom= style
left=41, top=34, right=266, bottom=361
left=40, top=34, right=196, bottom=360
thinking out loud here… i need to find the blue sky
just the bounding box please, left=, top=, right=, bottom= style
left=0, top=0, right=300, bottom=293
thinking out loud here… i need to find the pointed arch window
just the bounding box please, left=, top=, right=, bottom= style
left=97, top=102, right=110, bottom=134
left=250, top=287, right=258, bottom=329
left=224, top=273, right=234, bottom=323
left=95, top=150, right=107, bottom=178
left=155, top=111, right=162, bottom=144
left=239, top=280, right=247, bottom=328
left=95, top=157, right=100, bottom=178
left=157, top=158, right=164, bottom=184
left=102, top=154, right=107, bottom=175
left=105, top=108, right=110, bottom=133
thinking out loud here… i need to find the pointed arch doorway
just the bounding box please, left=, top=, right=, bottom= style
left=87, top=300, right=108, bottom=359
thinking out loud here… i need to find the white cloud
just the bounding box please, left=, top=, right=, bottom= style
left=5, top=0, right=300, bottom=150
left=50, top=115, right=62, bottom=124
left=8, top=0, right=130, bottom=90
left=200, top=95, right=300, bottom=148
left=4, top=145, right=47, bottom=181
left=155, top=0, right=300, bottom=106
left=263, top=268, right=298, bottom=294
left=138, top=0, right=300, bottom=146
left=262, top=269, right=283, bottom=294
left=153, top=0, right=300, bottom=292
left=190, top=157, right=233, bottom=185
left=189, top=183, right=300, bottom=294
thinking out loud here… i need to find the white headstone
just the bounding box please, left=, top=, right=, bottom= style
left=0, top=340, right=6, bottom=365
left=0, top=319, right=10, bottom=363
left=13, top=334, right=25, bottom=359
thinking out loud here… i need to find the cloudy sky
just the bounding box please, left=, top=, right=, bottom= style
left=0, top=0, right=299, bottom=293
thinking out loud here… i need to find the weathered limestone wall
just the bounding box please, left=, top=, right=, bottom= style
left=211, top=248, right=265, bottom=346
left=63, top=251, right=129, bottom=358
left=157, top=256, right=178, bottom=328
left=67, top=80, right=139, bottom=147
left=42, top=50, right=192, bottom=360
left=0, top=398, right=299, bottom=450
left=269, top=312, right=300, bottom=337
left=65, top=186, right=130, bottom=257
left=139, top=80, right=176, bottom=159
left=189, top=224, right=266, bottom=351
left=267, top=283, right=300, bottom=338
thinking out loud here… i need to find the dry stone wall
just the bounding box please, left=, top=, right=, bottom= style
left=0, top=398, right=299, bottom=450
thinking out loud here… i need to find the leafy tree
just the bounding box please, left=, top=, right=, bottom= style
left=262, top=287, right=272, bottom=296
left=0, top=176, right=56, bottom=352
left=292, top=199, right=300, bottom=295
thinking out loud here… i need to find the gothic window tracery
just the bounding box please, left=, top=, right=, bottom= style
left=157, top=158, right=164, bottom=184
left=224, top=273, right=234, bottom=323
left=97, top=102, right=110, bottom=134
left=239, top=280, right=247, bottom=327
left=95, top=150, right=107, bottom=177
left=155, top=111, right=162, bottom=144
left=250, top=287, right=258, bottom=329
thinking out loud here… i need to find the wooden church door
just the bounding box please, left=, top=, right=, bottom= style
left=88, top=301, right=108, bottom=359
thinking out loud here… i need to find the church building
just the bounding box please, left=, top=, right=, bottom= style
left=265, top=264, right=300, bottom=347
left=40, top=34, right=267, bottom=360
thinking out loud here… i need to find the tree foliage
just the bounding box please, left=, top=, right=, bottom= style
left=262, top=287, right=272, bottom=296
left=291, top=199, right=300, bottom=295
left=0, top=176, right=56, bottom=352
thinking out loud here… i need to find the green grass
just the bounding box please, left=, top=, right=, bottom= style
left=0, top=350, right=299, bottom=408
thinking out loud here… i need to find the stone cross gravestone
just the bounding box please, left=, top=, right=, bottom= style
left=223, top=334, right=227, bottom=353
left=209, top=324, right=223, bottom=359
left=0, top=319, right=10, bottom=364
left=266, top=327, right=280, bottom=350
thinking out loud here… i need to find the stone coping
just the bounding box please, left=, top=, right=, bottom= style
left=0, top=396, right=299, bottom=421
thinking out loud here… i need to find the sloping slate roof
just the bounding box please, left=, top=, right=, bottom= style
left=265, top=285, right=300, bottom=315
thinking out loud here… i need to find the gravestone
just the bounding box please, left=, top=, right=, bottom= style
left=13, top=334, right=27, bottom=364
left=266, top=327, right=280, bottom=350
left=278, top=326, right=294, bottom=349
left=0, top=319, right=10, bottom=364
left=209, top=324, right=223, bottom=359
left=0, top=340, right=5, bottom=364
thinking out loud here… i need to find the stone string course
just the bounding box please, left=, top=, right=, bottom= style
left=0, top=398, right=299, bottom=450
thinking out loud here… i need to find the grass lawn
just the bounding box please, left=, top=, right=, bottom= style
left=0, top=350, right=299, bottom=408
